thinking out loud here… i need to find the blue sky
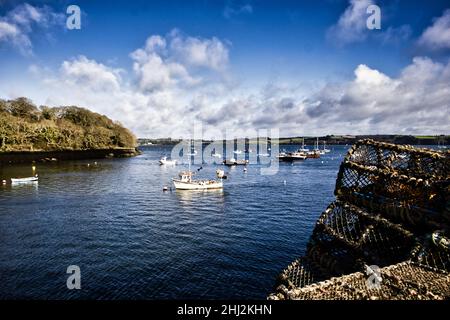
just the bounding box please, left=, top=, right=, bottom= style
left=0, top=0, right=449, bottom=137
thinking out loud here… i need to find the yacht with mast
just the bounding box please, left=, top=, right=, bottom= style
left=306, top=138, right=321, bottom=158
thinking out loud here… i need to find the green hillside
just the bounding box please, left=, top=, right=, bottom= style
left=0, top=97, right=136, bottom=152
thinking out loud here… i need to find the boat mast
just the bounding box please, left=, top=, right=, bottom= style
left=189, top=139, right=192, bottom=172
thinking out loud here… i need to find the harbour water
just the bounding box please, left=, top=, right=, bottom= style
left=0, top=145, right=346, bottom=299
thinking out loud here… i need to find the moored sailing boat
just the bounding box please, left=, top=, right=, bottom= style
left=307, top=138, right=321, bottom=158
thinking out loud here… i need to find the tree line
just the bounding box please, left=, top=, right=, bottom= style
left=0, top=97, right=136, bottom=152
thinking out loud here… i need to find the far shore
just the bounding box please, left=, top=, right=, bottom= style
left=0, top=148, right=140, bottom=165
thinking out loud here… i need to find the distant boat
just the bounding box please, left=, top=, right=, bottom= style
left=299, top=138, right=309, bottom=152
left=306, top=150, right=321, bottom=158
left=233, top=150, right=243, bottom=155
left=277, top=151, right=307, bottom=161
left=258, top=153, right=270, bottom=157
left=211, top=151, right=222, bottom=158
left=308, top=138, right=321, bottom=158
left=11, top=175, right=38, bottom=183
left=322, top=141, right=331, bottom=154
left=159, top=156, right=176, bottom=165
left=223, top=158, right=249, bottom=166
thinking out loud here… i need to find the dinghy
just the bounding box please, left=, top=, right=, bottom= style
left=159, top=156, right=177, bottom=165
left=11, top=175, right=38, bottom=183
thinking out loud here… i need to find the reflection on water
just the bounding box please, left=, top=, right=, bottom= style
left=175, top=188, right=225, bottom=205
left=0, top=145, right=349, bottom=299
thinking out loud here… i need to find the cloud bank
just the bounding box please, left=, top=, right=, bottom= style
left=31, top=47, right=450, bottom=138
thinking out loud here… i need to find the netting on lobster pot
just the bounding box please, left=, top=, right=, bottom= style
left=316, top=201, right=416, bottom=267
left=346, top=139, right=449, bottom=180
left=335, top=141, right=450, bottom=232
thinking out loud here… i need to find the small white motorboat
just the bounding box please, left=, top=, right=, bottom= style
left=211, top=152, right=222, bottom=158
left=173, top=171, right=223, bottom=190
left=159, top=156, right=177, bottom=165
left=258, top=153, right=270, bottom=157
left=233, top=150, right=243, bottom=155
left=11, top=175, right=39, bottom=183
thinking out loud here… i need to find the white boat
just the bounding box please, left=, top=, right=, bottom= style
left=258, top=153, right=270, bottom=157
left=223, top=158, right=249, bottom=166
left=211, top=152, right=222, bottom=158
left=173, top=141, right=223, bottom=190
left=11, top=175, right=38, bottom=183
left=173, top=171, right=223, bottom=190
left=159, top=156, right=176, bottom=165
left=233, top=150, right=243, bottom=155
left=322, top=141, right=331, bottom=153
left=277, top=151, right=306, bottom=161
left=299, top=138, right=309, bottom=152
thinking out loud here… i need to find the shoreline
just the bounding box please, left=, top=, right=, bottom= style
left=0, top=148, right=140, bottom=165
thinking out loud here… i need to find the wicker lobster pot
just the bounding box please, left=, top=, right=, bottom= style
left=271, top=140, right=449, bottom=300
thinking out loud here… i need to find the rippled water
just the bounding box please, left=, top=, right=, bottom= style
left=0, top=145, right=348, bottom=299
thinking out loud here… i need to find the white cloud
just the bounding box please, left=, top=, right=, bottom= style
left=0, top=20, right=20, bottom=40
left=169, top=30, right=229, bottom=70
left=223, top=1, right=253, bottom=19
left=130, top=30, right=229, bottom=92
left=417, top=9, right=450, bottom=51
left=0, top=3, right=63, bottom=55
left=327, top=0, right=411, bottom=46
left=60, top=56, right=123, bottom=91
left=327, top=0, right=373, bottom=45
left=305, top=57, right=450, bottom=134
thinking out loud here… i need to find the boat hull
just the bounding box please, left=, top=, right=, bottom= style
left=277, top=156, right=306, bottom=161
left=223, top=160, right=248, bottom=166
left=173, top=179, right=223, bottom=190
left=11, top=177, right=38, bottom=183
left=159, top=160, right=176, bottom=165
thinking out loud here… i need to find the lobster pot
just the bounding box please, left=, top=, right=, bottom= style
left=315, top=201, right=416, bottom=267
left=345, top=139, right=449, bottom=180
left=269, top=261, right=450, bottom=300
left=335, top=162, right=448, bottom=232
left=410, top=236, right=450, bottom=273
left=276, top=257, right=321, bottom=290
left=270, top=140, right=449, bottom=300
